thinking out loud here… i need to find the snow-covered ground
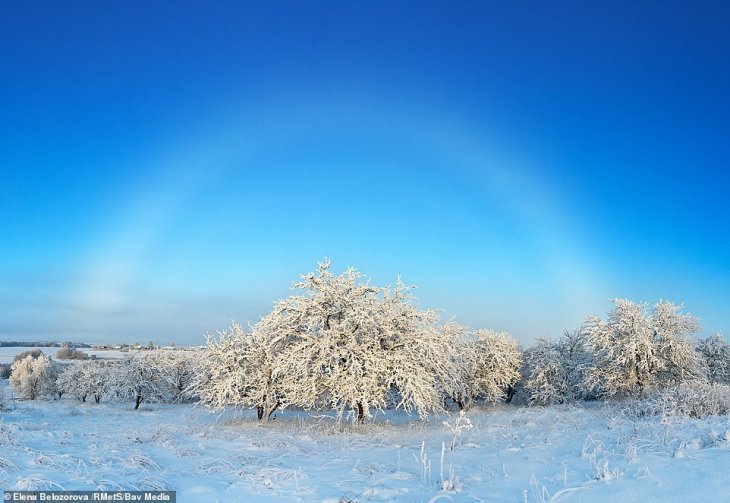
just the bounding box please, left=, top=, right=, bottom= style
left=1, top=379, right=729, bottom=502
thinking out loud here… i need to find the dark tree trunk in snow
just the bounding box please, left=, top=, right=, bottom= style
left=264, top=402, right=280, bottom=423
left=505, top=385, right=516, bottom=403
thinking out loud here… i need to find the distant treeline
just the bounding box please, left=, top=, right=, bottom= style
left=0, top=341, right=92, bottom=348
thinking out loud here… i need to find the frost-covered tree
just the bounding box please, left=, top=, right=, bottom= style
left=585, top=299, right=704, bottom=399
left=558, top=327, right=594, bottom=400
left=256, top=262, right=457, bottom=421
left=192, top=322, right=284, bottom=422
left=371, top=280, right=458, bottom=419
left=523, top=339, right=567, bottom=406
left=451, top=328, right=521, bottom=409
left=199, top=260, right=460, bottom=423
left=56, top=360, right=109, bottom=403
left=149, top=351, right=196, bottom=403
left=696, top=333, right=730, bottom=385
left=48, top=362, right=65, bottom=398
left=109, top=354, right=173, bottom=409
left=10, top=354, right=56, bottom=400
left=251, top=261, right=386, bottom=421
left=522, top=327, right=593, bottom=406
left=56, top=364, right=86, bottom=402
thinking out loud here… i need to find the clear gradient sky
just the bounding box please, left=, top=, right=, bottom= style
left=1, top=1, right=729, bottom=345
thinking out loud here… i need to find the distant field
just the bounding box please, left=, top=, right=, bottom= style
left=0, top=346, right=194, bottom=364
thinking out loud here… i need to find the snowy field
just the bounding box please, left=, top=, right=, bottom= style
left=2, top=379, right=729, bottom=502
left=0, top=346, right=185, bottom=364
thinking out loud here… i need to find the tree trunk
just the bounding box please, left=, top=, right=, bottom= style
left=264, top=402, right=280, bottom=424
left=94, top=395, right=101, bottom=404
left=357, top=402, right=365, bottom=423
left=505, top=385, right=516, bottom=403
left=257, top=405, right=264, bottom=421
left=134, top=395, right=143, bottom=410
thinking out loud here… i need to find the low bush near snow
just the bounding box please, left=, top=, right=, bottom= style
left=626, top=382, right=730, bottom=419
left=55, top=345, right=89, bottom=360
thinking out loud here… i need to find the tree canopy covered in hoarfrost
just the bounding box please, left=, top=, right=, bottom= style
left=585, top=299, right=704, bottom=398
left=56, top=360, right=109, bottom=403
left=451, top=327, right=521, bottom=409
left=195, top=260, right=522, bottom=422
left=522, top=327, right=593, bottom=406
left=190, top=322, right=281, bottom=420
left=10, top=354, right=56, bottom=400
left=110, top=354, right=175, bottom=409
left=696, top=333, right=730, bottom=385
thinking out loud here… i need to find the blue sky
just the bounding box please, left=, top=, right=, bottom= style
left=1, top=1, right=729, bottom=345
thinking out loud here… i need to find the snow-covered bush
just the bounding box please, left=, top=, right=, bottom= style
left=13, top=349, right=44, bottom=362
left=56, top=360, right=109, bottom=403
left=198, top=260, right=460, bottom=422
left=10, top=354, right=56, bottom=400
left=585, top=299, right=705, bottom=399
left=55, top=345, right=89, bottom=360
left=108, top=354, right=173, bottom=409
left=56, top=346, right=71, bottom=359
left=522, top=327, right=593, bottom=406
left=451, top=327, right=521, bottom=409
left=0, top=363, right=11, bottom=379
left=629, top=382, right=730, bottom=419
left=696, top=333, right=730, bottom=385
